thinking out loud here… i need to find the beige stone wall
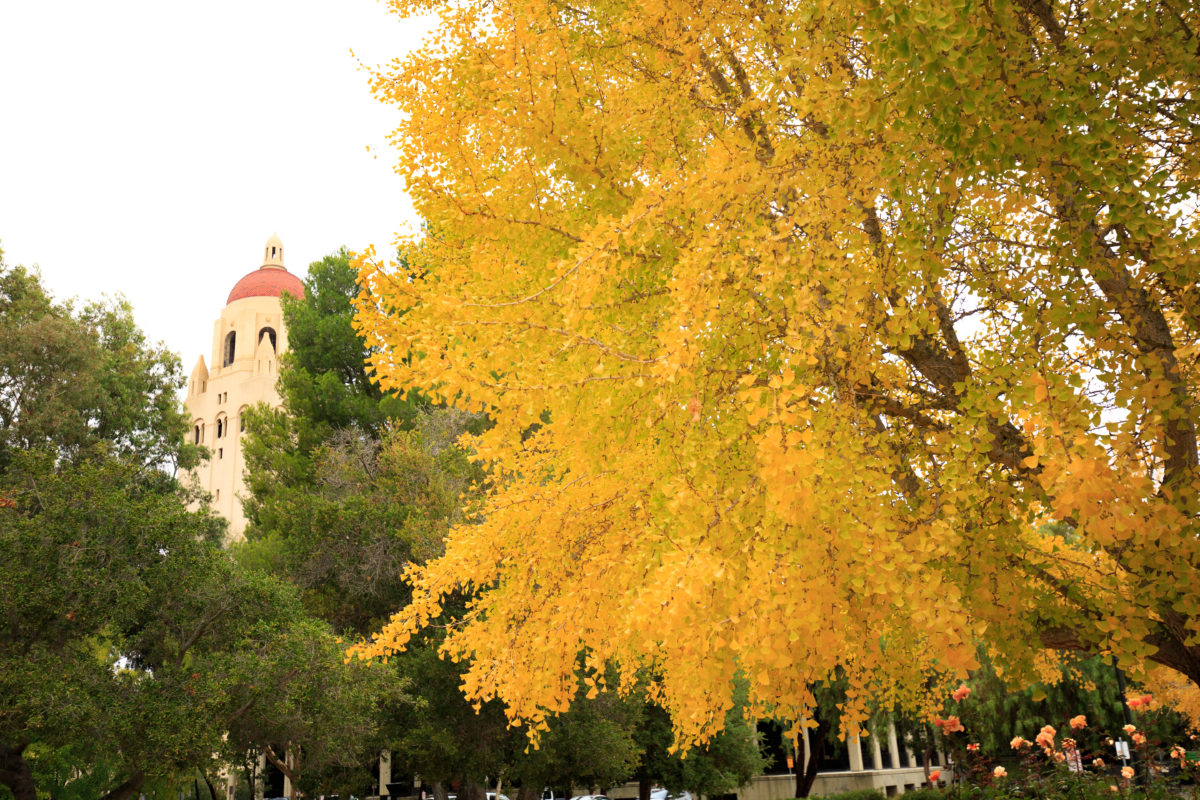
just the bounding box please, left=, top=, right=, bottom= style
left=183, top=292, right=290, bottom=542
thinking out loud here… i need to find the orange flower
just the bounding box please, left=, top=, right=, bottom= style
left=993, top=766, right=1007, bottom=778
left=1036, top=725, right=1057, bottom=748
left=928, top=770, right=941, bottom=782
left=967, top=743, right=980, bottom=751
left=1123, top=724, right=1137, bottom=735
left=952, top=684, right=971, bottom=702
left=1121, top=766, right=1135, bottom=780
left=1132, top=733, right=1146, bottom=745
left=1094, top=758, right=1106, bottom=768
left=1011, top=736, right=1030, bottom=749
left=1129, top=697, right=1143, bottom=709
left=1070, top=714, right=1087, bottom=729
left=936, top=716, right=965, bottom=734
left=1109, top=786, right=1118, bottom=794
left=1171, top=746, right=1186, bottom=761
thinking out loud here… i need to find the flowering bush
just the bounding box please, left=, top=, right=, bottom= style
left=926, top=679, right=1200, bottom=800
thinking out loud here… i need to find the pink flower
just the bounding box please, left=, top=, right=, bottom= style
left=993, top=766, right=1007, bottom=778
left=928, top=770, right=941, bottom=782
left=967, top=743, right=980, bottom=751
left=952, top=684, right=971, bottom=702
left=1011, top=736, right=1030, bottom=749
left=1121, top=766, right=1135, bottom=780
left=1070, top=714, right=1087, bottom=729
left=1129, top=697, right=1143, bottom=709
left=1123, top=724, right=1137, bottom=735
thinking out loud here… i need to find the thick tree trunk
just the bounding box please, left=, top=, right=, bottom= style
left=638, top=777, right=651, bottom=800
left=796, top=717, right=825, bottom=799
left=515, top=785, right=539, bottom=800
left=204, top=771, right=221, bottom=800
left=264, top=745, right=300, bottom=800
left=462, top=779, right=487, bottom=800
left=431, top=781, right=451, bottom=800
left=100, top=771, right=146, bottom=800
left=0, top=743, right=36, bottom=800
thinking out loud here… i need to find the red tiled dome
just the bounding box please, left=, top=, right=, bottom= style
left=227, top=268, right=306, bottom=305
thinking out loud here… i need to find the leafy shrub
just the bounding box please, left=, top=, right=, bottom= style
left=897, top=790, right=943, bottom=800
left=813, top=790, right=886, bottom=800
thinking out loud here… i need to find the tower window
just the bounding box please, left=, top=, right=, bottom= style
left=193, top=424, right=201, bottom=444
left=223, top=331, right=236, bottom=366
left=258, top=326, right=277, bottom=353
left=216, top=419, right=224, bottom=439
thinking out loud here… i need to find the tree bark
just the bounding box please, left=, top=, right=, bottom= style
left=204, top=771, right=221, bottom=800
left=264, top=744, right=300, bottom=800
left=462, top=779, right=487, bottom=800
left=431, top=781, right=451, bottom=800
left=796, top=717, right=826, bottom=799
left=100, top=771, right=146, bottom=800
left=637, top=777, right=651, bottom=800
left=0, top=743, right=36, bottom=800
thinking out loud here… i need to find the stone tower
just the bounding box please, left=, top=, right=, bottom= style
left=183, top=234, right=305, bottom=541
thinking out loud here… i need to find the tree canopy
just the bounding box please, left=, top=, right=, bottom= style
left=353, top=0, right=1200, bottom=747
left=0, top=261, right=195, bottom=472
left=0, top=256, right=380, bottom=800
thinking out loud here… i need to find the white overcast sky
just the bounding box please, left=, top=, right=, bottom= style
left=0, top=0, right=432, bottom=372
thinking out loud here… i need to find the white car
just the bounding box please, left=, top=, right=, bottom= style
left=650, top=790, right=692, bottom=800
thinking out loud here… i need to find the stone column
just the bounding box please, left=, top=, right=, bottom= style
left=870, top=726, right=884, bottom=771
left=380, top=751, right=392, bottom=797
left=848, top=734, right=865, bottom=772
left=887, top=719, right=902, bottom=769
left=256, top=753, right=266, bottom=800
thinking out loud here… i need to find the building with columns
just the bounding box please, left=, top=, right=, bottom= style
left=183, top=233, right=305, bottom=542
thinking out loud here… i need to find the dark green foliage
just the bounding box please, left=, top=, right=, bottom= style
left=241, top=249, right=483, bottom=635
left=812, top=791, right=884, bottom=800
left=634, top=682, right=766, bottom=797
left=0, top=259, right=196, bottom=473
left=277, top=248, right=425, bottom=439
left=940, top=651, right=1190, bottom=756
left=242, top=409, right=481, bottom=634
left=891, top=790, right=942, bottom=800
left=0, top=255, right=387, bottom=800
left=508, top=679, right=642, bottom=794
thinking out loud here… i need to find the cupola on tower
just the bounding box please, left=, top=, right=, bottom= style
left=183, top=234, right=305, bottom=541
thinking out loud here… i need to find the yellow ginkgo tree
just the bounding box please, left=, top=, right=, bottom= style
left=353, top=0, right=1200, bottom=744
